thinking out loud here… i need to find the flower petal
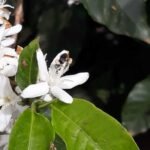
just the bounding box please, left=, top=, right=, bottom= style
left=0, top=134, right=9, bottom=148
left=58, top=72, right=89, bottom=89
left=0, top=64, right=17, bottom=77
left=49, top=50, right=72, bottom=78
left=0, top=8, right=11, bottom=20
left=1, top=38, right=15, bottom=46
left=41, top=94, right=53, bottom=102
left=0, top=75, right=19, bottom=106
left=15, top=86, right=22, bottom=94
left=0, top=105, right=13, bottom=132
left=4, top=24, right=22, bottom=36
left=0, top=57, right=18, bottom=77
left=0, top=47, right=18, bottom=58
left=0, top=26, right=5, bottom=41
left=51, top=86, right=73, bottom=104
left=36, top=48, right=49, bottom=82
left=21, top=82, right=49, bottom=98
left=68, top=0, right=75, bottom=5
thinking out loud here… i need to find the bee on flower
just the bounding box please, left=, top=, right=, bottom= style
left=21, top=49, right=89, bottom=104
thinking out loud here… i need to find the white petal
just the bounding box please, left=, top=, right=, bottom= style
left=58, top=72, right=89, bottom=89
left=0, top=57, right=18, bottom=77
left=15, top=86, right=22, bottom=94
left=2, top=4, right=14, bottom=9
left=21, top=82, right=49, bottom=98
left=0, top=57, right=18, bottom=66
left=0, top=105, right=13, bottom=132
left=0, top=64, right=17, bottom=77
left=0, top=48, right=18, bottom=58
left=4, top=24, right=22, bottom=36
left=0, top=18, right=3, bottom=24
left=4, top=102, right=27, bottom=133
left=0, top=1, right=14, bottom=8
left=51, top=86, right=73, bottom=104
left=0, top=26, right=5, bottom=41
left=0, top=8, right=11, bottom=20
left=49, top=50, right=72, bottom=78
left=0, top=134, right=9, bottom=147
left=67, top=0, right=80, bottom=6
left=1, top=38, right=15, bottom=46
left=68, top=0, right=74, bottom=5
left=0, top=75, right=19, bottom=106
left=36, top=48, right=49, bottom=82
left=41, top=94, right=53, bottom=102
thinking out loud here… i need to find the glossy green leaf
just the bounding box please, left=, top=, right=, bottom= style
left=122, top=77, right=150, bottom=135
left=8, top=109, right=55, bottom=150
left=16, top=39, right=39, bottom=90
left=80, top=0, right=150, bottom=42
left=51, top=99, right=139, bottom=150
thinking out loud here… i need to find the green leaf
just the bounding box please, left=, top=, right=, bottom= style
left=51, top=99, right=139, bottom=150
left=122, top=77, right=150, bottom=135
left=16, top=39, right=39, bottom=90
left=8, top=109, right=55, bottom=150
left=80, top=0, right=150, bottom=42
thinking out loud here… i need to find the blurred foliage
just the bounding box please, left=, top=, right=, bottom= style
left=81, top=0, right=150, bottom=43
left=122, top=77, right=150, bottom=135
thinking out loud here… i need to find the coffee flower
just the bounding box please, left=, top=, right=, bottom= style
left=21, top=49, right=89, bottom=104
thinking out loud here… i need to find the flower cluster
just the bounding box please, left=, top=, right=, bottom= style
left=0, top=1, right=89, bottom=149
left=0, top=1, right=23, bottom=149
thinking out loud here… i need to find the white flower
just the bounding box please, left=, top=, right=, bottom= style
left=21, top=49, right=89, bottom=104
left=0, top=74, right=22, bottom=132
